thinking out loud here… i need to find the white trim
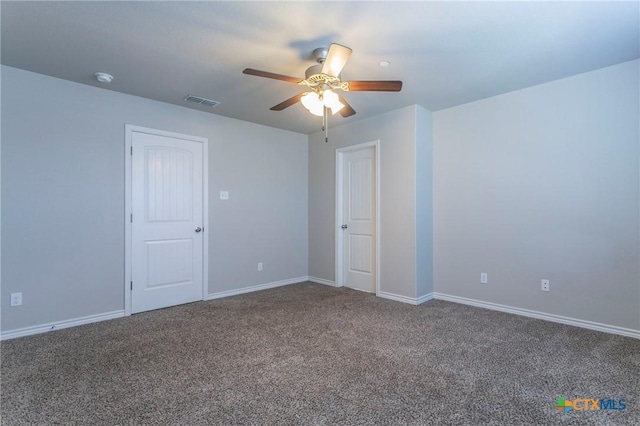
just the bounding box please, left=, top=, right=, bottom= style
left=416, top=292, right=435, bottom=305
left=335, top=150, right=342, bottom=287
left=378, top=291, right=434, bottom=306
left=308, top=276, right=336, bottom=287
left=2, top=278, right=304, bottom=341
left=206, top=277, right=308, bottom=300
left=433, top=293, right=640, bottom=340
left=335, top=140, right=381, bottom=295
left=125, top=127, right=132, bottom=315
left=202, top=135, right=209, bottom=312
left=0, top=310, right=125, bottom=341
left=124, top=125, right=209, bottom=316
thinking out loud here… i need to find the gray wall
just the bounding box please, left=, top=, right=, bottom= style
left=4, top=59, right=637, bottom=334
left=415, top=106, right=434, bottom=298
left=308, top=105, right=424, bottom=299
left=1, top=66, right=308, bottom=332
left=433, top=60, right=640, bottom=330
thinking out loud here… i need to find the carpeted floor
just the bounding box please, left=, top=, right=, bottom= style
left=1, top=282, right=639, bottom=425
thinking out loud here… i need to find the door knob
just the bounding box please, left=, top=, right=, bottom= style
left=195, top=227, right=203, bottom=233
left=341, top=224, right=348, bottom=229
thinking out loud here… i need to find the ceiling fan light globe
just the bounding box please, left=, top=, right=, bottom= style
left=322, top=89, right=338, bottom=105
left=301, top=91, right=320, bottom=109
left=322, top=90, right=344, bottom=114
left=310, top=105, right=325, bottom=116
left=301, top=92, right=325, bottom=116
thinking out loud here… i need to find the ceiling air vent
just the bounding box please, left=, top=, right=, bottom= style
left=184, top=95, right=220, bottom=108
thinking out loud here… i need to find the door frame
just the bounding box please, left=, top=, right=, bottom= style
left=124, top=124, right=209, bottom=316
left=335, top=140, right=380, bottom=295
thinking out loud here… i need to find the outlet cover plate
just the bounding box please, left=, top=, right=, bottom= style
left=10, top=292, right=22, bottom=306
left=541, top=279, right=550, bottom=292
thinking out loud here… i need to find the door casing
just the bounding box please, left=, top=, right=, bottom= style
left=124, top=124, right=209, bottom=316
left=335, top=140, right=381, bottom=294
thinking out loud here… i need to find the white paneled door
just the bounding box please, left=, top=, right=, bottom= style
left=131, top=131, right=204, bottom=313
left=340, top=146, right=376, bottom=293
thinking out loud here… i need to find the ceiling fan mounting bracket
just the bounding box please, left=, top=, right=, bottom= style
left=312, top=47, right=329, bottom=64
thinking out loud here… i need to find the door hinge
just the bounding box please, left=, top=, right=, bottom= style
left=130, top=146, right=133, bottom=155
left=130, top=213, right=133, bottom=223
left=130, top=281, right=133, bottom=290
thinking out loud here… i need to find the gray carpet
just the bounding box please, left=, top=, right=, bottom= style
left=1, top=282, right=639, bottom=425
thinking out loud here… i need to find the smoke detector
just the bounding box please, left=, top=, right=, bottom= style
left=94, top=72, right=114, bottom=83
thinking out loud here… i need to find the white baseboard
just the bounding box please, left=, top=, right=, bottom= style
left=416, top=292, right=435, bottom=305
left=6, top=285, right=633, bottom=341
left=206, top=276, right=308, bottom=300
left=308, top=276, right=336, bottom=287
left=2, top=277, right=309, bottom=341
left=378, top=291, right=434, bottom=306
left=433, top=293, right=640, bottom=340
left=0, top=310, right=125, bottom=341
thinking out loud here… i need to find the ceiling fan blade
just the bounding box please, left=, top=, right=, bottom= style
left=243, top=68, right=301, bottom=83
left=347, top=80, right=403, bottom=92
left=321, top=43, right=352, bottom=77
left=337, top=95, right=356, bottom=117
left=270, top=93, right=305, bottom=111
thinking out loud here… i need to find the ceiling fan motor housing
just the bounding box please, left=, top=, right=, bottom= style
left=305, top=64, right=323, bottom=80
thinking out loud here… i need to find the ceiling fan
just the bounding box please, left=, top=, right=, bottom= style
left=243, top=43, right=402, bottom=119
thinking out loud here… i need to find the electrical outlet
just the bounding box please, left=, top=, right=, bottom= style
left=10, top=292, right=22, bottom=307
left=220, top=191, right=229, bottom=200
left=541, top=279, right=550, bottom=292
left=480, top=273, right=488, bottom=284
left=257, top=262, right=263, bottom=271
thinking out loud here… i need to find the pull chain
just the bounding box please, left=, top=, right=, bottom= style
left=324, top=106, right=329, bottom=143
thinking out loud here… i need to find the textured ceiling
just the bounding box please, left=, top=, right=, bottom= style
left=2, top=1, right=638, bottom=134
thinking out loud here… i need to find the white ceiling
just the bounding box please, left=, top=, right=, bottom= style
left=2, top=1, right=638, bottom=135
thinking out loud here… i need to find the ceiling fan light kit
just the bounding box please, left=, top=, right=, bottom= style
left=301, top=90, right=344, bottom=117
left=243, top=43, right=403, bottom=140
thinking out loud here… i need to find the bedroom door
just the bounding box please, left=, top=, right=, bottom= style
left=337, top=144, right=377, bottom=293
left=129, top=128, right=206, bottom=313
